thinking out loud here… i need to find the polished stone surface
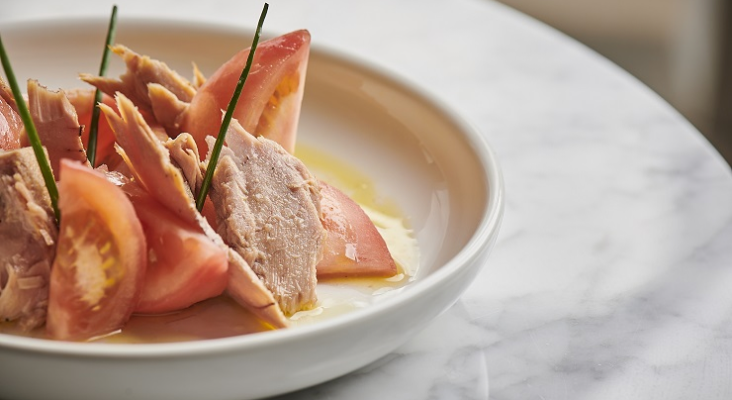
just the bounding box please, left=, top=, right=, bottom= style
left=3, top=1, right=731, bottom=398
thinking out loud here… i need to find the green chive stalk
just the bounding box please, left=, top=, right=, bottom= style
left=196, top=3, right=269, bottom=212
left=87, top=5, right=118, bottom=167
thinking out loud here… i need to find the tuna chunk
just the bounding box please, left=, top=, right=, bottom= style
left=164, top=132, right=204, bottom=198
left=81, top=45, right=196, bottom=116
left=27, top=80, right=90, bottom=174
left=99, top=94, right=287, bottom=328
left=209, top=121, right=325, bottom=315
left=102, top=94, right=196, bottom=225
left=192, top=63, right=207, bottom=89
left=148, top=83, right=189, bottom=137
left=0, top=147, right=57, bottom=331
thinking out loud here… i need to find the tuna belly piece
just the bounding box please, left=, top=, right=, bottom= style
left=0, top=147, right=58, bottom=330
left=209, top=123, right=325, bottom=315
left=27, top=80, right=90, bottom=175
left=80, top=45, right=196, bottom=117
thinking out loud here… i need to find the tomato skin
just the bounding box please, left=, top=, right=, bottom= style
left=181, top=29, right=310, bottom=154
left=0, top=94, right=22, bottom=151
left=317, top=182, right=397, bottom=279
left=46, top=160, right=146, bottom=341
left=128, top=190, right=229, bottom=314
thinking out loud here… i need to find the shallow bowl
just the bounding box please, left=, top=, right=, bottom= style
left=0, top=18, right=504, bottom=400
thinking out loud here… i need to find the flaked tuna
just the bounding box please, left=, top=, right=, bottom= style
left=27, top=80, right=90, bottom=174
left=209, top=120, right=325, bottom=315
left=164, top=132, right=204, bottom=197
left=101, top=94, right=196, bottom=224
left=148, top=83, right=190, bottom=137
left=0, top=147, right=58, bottom=331
left=81, top=45, right=196, bottom=116
left=100, top=94, right=287, bottom=328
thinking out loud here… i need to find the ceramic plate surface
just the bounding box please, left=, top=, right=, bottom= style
left=0, top=18, right=504, bottom=400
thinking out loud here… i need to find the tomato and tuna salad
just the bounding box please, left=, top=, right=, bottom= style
left=0, top=28, right=401, bottom=341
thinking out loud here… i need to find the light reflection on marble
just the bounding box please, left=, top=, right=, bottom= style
left=3, top=0, right=732, bottom=398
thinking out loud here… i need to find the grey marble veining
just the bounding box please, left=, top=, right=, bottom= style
left=2, top=0, right=731, bottom=398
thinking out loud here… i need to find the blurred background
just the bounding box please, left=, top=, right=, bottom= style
left=496, top=0, right=732, bottom=166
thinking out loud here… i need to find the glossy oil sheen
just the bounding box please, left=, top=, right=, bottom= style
left=0, top=145, right=420, bottom=342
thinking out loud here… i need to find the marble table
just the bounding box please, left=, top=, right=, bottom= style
left=3, top=1, right=731, bottom=399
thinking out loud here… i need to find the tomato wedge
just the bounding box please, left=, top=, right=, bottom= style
left=181, top=29, right=311, bottom=154
left=127, top=188, right=229, bottom=314
left=317, top=181, right=397, bottom=279
left=0, top=93, right=22, bottom=151
left=46, top=160, right=146, bottom=341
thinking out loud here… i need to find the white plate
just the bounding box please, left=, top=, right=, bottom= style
left=0, top=18, right=504, bottom=400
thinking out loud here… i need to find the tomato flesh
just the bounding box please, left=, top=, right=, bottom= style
left=46, top=160, right=146, bottom=341
left=128, top=190, right=229, bottom=314
left=0, top=94, right=21, bottom=151
left=317, top=181, right=397, bottom=279
left=181, top=29, right=310, bottom=154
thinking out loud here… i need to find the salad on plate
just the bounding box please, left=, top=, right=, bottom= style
left=0, top=6, right=415, bottom=343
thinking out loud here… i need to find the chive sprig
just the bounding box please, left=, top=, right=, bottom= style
left=87, top=5, right=118, bottom=167
left=195, top=2, right=269, bottom=212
